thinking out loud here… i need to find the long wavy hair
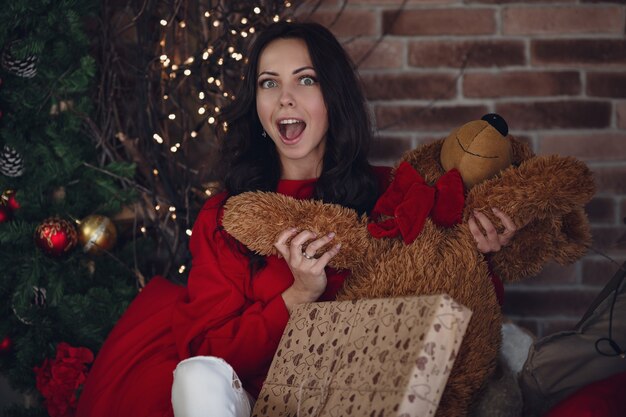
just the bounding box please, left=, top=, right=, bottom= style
left=218, top=21, right=379, bottom=214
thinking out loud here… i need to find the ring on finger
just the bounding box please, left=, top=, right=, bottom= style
left=302, top=250, right=316, bottom=260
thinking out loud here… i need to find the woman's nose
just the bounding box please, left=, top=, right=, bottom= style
left=279, top=90, right=295, bottom=107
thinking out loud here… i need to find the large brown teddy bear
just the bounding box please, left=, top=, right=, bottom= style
left=221, top=114, right=595, bottom=417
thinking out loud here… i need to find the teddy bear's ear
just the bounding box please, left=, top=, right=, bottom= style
left=510, top=136, right=535, bottom=166
left=222, top=192, right=371, bottom=270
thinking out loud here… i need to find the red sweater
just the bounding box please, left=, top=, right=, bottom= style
left=77, top=171, right=390, bottom=417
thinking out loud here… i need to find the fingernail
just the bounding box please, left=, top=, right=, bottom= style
left=327, top=232, right=335, bottom=238
left=335, top=243, right=341, bottom=249
left=492, top=208, right=499, bottom=213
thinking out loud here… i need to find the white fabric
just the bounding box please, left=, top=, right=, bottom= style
left=171, top=356, right=253, bottom=417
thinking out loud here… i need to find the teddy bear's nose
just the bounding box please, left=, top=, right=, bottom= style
left=481, top=113, right=508, bottom=137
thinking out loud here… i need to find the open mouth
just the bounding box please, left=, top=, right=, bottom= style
left=277, top=118, right=306, bottom=142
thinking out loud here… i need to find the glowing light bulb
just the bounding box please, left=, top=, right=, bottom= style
left=254, top=7, right=261, bottom=14
left=170, top=146, right=178, bottom=152
left=191, top=131, right=198, bottom=138
left=178, top=265, right=186, bottom=273
left=199, top=92, right=205, bottom=99
left=198, top=107, right=206, bottom=115
left=208, top=116, right=216, bottom=124
left=179, top=21, right=186, bottom=28
left=155, top=204, right=161, bottom=211
left=213, top=20, right=220, bottom=27
left=153, top=133, right=163, bottom=143
left=153, top=169, right=159, bottom=175
left=184, top=69, right=191, bottom=76
left=168, top=114, right=176, bottom=120
left=160, top=19, right=167, bottom=26
left=186, top=229, right=193, bottom=236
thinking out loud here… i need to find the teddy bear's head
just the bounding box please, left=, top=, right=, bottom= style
left=440, top=113, right=512, bottom=189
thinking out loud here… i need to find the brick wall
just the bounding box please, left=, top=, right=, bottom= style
left=299, top=0, right=626, bottom=337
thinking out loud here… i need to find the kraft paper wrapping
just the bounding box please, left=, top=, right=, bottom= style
left=252, top=294, right=471, bottom=417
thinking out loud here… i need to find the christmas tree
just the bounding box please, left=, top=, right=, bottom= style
left=0, top=0, right=297, bottom=415
left=0, top=1, right=149, bottom=416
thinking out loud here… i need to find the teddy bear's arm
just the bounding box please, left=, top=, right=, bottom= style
left=464, top=155, right=595, bottom=282
left=222, top=192, right=371, bottom=271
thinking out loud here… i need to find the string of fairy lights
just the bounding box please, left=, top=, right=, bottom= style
left=146, top=1, right=295, bottom=275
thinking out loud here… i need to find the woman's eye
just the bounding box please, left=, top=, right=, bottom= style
left=259, top=79, right=277, bottom=89
left=299, top=76, right=316, bottom=86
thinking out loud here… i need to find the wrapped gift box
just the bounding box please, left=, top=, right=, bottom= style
left=252, top=294, right=471, bottom=417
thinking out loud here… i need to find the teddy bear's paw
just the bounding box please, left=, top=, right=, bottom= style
left=222, top=191, right=372, bottom=269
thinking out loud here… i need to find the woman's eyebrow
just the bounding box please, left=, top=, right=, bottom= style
left=257, top=66, right=315, bottom=78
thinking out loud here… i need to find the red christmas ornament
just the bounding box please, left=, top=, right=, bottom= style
left=0, top=205, right=11, bottom=223
left=2, top=189, right=20, bottom=210
left=0, top=335, right=12, bottom=354
left=34, top=217, right=78, bottom=257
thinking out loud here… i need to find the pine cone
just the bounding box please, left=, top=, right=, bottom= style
left=1, top=47, right=37, bottom=78
left=0, top=145, right=24, bottom=177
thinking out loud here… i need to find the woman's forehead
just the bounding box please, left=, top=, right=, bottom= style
left=257, top=38, right=314, bottom=74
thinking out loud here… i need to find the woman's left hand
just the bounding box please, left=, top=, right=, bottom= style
left=468, top=208, right=518, bottom=254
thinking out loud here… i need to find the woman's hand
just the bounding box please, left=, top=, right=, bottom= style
left=275, top=228, right=341, bottom=314
left=468, top=208, right=518, bottom=254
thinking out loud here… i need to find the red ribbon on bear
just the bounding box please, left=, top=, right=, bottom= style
left=368, top=162, right=465, bottom=244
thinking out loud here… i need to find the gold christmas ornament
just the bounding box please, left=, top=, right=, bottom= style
left=77, top=215, right=117, bottom=255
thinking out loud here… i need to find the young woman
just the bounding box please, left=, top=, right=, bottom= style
left=76, top=22, right=517, bottom=417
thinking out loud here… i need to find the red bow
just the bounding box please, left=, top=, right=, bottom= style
left=368, top=162, right=465, bottom=244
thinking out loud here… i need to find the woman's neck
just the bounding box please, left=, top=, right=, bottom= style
left=280, top=160, right=322, bottom=180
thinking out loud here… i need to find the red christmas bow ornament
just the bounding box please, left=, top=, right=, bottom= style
left=368, top=162, right=465, bottom=244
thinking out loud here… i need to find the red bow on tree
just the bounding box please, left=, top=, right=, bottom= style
left=368, top=162, right=465, bottom=244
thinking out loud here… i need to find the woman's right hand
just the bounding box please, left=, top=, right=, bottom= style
left=275, top=228, right=341, bottom=314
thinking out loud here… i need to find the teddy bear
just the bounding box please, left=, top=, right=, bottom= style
left=220, top=114, right=595, bottom=417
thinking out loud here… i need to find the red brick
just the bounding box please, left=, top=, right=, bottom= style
left=374, top=104, right=489, bottom=131
left=618, top=102, right=626, bottom=130
left=591, top=225, right=626, bottom=254
left=532, top=39, right=626, bottom=66
left=382, top=9, right=496, bottom=36
left=353, top=0, right=458, bottom=4
left=468, top=0, right=575, bottom=3
left=464, top=71, right=581, bottom=98
left=304, top=10, right=376, bottom=37
left=496, top=101, right=611, bottom=129
left=362, top=73, right=457, bottom=101
left=343, top=39, right=404, bottom=70
left=538, top=133, right=626, bottom=161
left=509, top=261, right=580, bottom=285
left=582, top=257, right=626, bottom=286
left=503, top=288, right=600, bottom=318
left=593, top=167, right=626, bottom=195
left=587, top=72, right=626, bottom=98
left=369, top=135, right=414, bottom=166
left=409, top=40, right=525, bottom=68
left=585, top=197, right=617, bottom=224
left=581, top=0, right=626, bottom=3
left=503, top=6, right=624, bottom=35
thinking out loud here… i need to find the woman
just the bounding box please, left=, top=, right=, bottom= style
left=76, top=22, right=516, bottom=417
